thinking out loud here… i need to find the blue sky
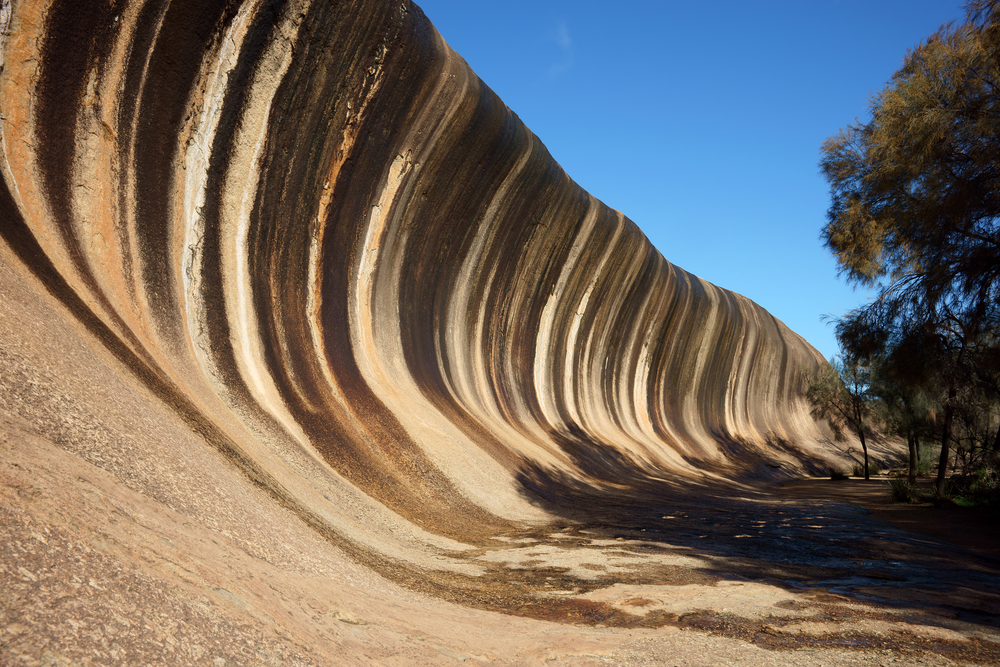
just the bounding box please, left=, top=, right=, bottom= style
left=415, top=1, right=966, bottom=361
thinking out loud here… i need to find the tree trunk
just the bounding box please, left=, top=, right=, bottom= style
left=908, top=432, right=917, bottom=484
left=993, top=421, right=1000, bottom=452
left=860, top=431, right=869, bottom=480
left=856, top=403, right=869, bottom=480
left=936, top=385, right=957, bottom=494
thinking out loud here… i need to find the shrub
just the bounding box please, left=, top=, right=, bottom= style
left=886, top=477, right=917, bottom=503
left=948, top=457, right=1000, bottom=506
left=830, top=468, right=849, bottom=481
left=852, top=462, right=880, bottom=478
left=933, top=480, right=957, bottom=507
left=967, top=460, right=999, bottom=505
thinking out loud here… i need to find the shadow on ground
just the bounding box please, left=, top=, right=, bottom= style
left=493, top=436, right=1000, bottom=661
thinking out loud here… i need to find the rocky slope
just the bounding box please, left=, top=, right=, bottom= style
left=4, top=1, right=972, bottom=665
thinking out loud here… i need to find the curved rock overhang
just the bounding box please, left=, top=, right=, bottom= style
left=0, top=0, right=837, bottom=594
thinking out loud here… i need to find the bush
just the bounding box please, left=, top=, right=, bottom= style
left=852, top=462, right=880, bottom=478
left=951, top=459, right=1000, bottom=506
left=970, top=465, right=1000, bottom=505
left=886, top=477, right=917, bottom=503
left=933, top=480, right=957, bottom=507
left=830, top=468, right=849, bottom=481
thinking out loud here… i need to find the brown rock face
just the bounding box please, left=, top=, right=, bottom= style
left=5, top=1, right=948, bottom=664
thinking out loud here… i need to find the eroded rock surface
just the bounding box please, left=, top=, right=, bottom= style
left=2, top=1, right=996, bottom=665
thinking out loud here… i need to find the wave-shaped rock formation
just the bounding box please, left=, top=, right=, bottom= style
left=0, top=0, right=864, bottom=662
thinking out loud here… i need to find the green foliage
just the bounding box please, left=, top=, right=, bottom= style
left=806, top=359, right=874, bottom=436
left=970, top=465, right=1000, bottom=504
left=933, top=479, right=957, bottom=506
left=852, top=461, right=881, bottom=478
left=950, top=452, right=1000, bottom=505
left=886, top=477, right=918, bottom=503
left=972, top=466, right=1000, bottom=504
left=807, top=357, right=877, bottom=479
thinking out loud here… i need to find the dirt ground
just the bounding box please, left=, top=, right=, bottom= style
left=775, top=477, right=1000, bottom=559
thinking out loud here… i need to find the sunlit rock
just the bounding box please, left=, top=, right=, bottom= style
left=0, top=0, right=856, bottom=661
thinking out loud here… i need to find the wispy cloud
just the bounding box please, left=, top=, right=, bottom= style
left=547, top=20, right=573, bottom=78
left=555, top=21, right=571, bottom=50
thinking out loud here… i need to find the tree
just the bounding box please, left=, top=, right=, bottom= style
left=834, top=293, right=977, bottom=492
left=842, top=317, right=940, bottom=484
left=871, top=359, right=935, bottom=485
left=820, top=1, right=1000, bottom=492
left=819, top=0, right=1000, bottom=322
left=807, top=356, right=877, bottom=479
